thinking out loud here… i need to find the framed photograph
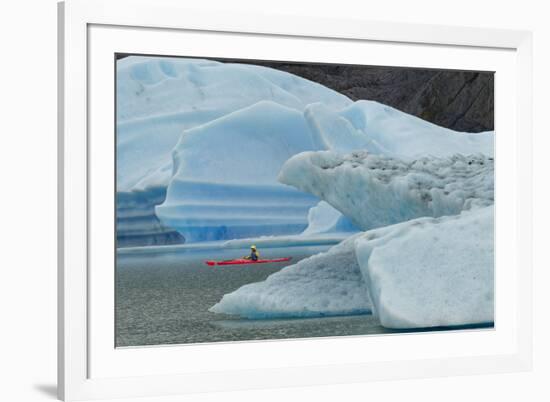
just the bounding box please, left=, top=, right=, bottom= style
left=58, top=0, right=533, bottom=400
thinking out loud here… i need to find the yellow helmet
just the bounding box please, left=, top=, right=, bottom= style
left=251, top=245, right=257, bottom=250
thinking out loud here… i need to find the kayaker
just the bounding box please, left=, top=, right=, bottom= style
left=244, top=245, right=260, bottom=261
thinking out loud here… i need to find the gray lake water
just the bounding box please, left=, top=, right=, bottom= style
left=115, top=244, right=395, bottom=347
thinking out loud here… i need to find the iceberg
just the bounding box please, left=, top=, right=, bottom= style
left=209, top=234, right=371, bottom=319
left=279, top=151, right=493, bottom=231
left=116, top=56, right=351, bottom=245
left=355, top=206, right=494, bottom=328
left=117, top=56, right=351, bottom=192
left=154, top=101, right=321, bottom=242
left=211, top=207, right=494, bottom=327
left=292, top=101, right=493, bottom=238
left=116, top=56, right=494, bottom=246
left=212, top=150, right=494, bottom=327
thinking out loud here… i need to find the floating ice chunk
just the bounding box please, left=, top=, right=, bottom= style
left=211, top=207, right=494, bottom=327
left=279, top=151, right=494, bottom=230
left=355, top=206, right=494, bottom=328
left=209, top=234, right=371, bottom=318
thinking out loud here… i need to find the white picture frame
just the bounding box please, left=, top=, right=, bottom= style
left=58, top=0, right=533, bottom=400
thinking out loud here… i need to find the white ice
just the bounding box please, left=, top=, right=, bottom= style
left=355, top=206, right=494, bottom=328
left=117, top=56, right=352, bottom=243
left=211, top=207, right=494, bottom=327
left=209, top=234, right=371, bottom=318
left=279, top=151, right=493, bottom=230
left=119, top=56, right=496, bottom=329
left=154, top=101, right=321, bottom=242
left=118, top=57, right=494, bottom=243
left=305, top=101, right=494, bottom=158
left=291, top=101, right=493, bottom=236
left=117, top=56, right=350, bottom=192
left=213, top=151, right=494, bottom=326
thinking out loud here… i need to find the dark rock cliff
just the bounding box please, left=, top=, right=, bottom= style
left=248, top=62, right=494, bottom=133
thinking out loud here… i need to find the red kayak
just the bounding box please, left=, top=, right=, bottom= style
left=205, top=257, right=292, bottom=266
